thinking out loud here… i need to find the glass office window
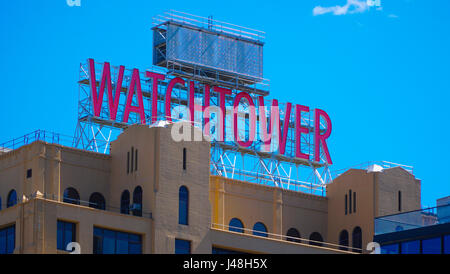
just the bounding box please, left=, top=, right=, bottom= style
left=422, top=237, right=442, bottom=254
left=93, top=227, right=142, bottom=254
left=7, top=227, right=14, bottom=254
left=102, top=229, right=116, bottom=254
left=0, top=229, right=4, bottom=254
left=57, top=221, right=76, bottom=251
left=444, top=235, right=450, bottom=254
left=116, top=232, right=129, bottom=254
left=128, top=234, right=142, bottom=254
left=175, top=239, right=191, bottom=254
left=381, top=244, right=399, bottom=254
left=401, top=240, right=420, bottom=254
left=0, top=225, right=15, bottom=254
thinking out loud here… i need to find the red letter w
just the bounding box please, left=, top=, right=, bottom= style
left=88, top=58, right=124, bottom=120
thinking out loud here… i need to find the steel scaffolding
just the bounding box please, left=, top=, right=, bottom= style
left=72, top=11, right=333, bottom=196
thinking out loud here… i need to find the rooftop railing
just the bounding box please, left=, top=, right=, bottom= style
left=0, top=130, right=75, bottom=154
left=2, top=191, right=153, bottom=219
left=153, top=10, right=266, bottom=41
left=211, top=223, right=361, bottom=253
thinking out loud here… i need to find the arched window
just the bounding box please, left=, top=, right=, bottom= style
left=339, top=230, right=349, bottom=251
left=286, top=228, right=301, bottom=243
left=63, top=187, right=80, bottom=205
left=179, top=186, right=189, bottom=225
left=309, top=232, right=324, bottom=246
left=89, top=192, right=106, bottom=210
left=352, top=226, right=362, bottom=253
left=253, top=222, right=268, bottom=237
left=120, top=190, right=130, bottom=214
left=229, top=218, right=244, bottom=233
left=132, top=186, right=142, bottom=217
left=7, top=190, right=17, bottom=208
left=0, top=196, right=2, bottom=211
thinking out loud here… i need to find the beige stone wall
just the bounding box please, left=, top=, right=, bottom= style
left=211, top=228, right=350, bottom=254
left=0, top=198, right=151, bottom=254
left=59, top=148, right=110, bottom=205
left=153, top=124, right=212, bottom=254
left=0, top=141, right=111, bottom=207
left=327, top=169, right=375, bottom=252
left=375, top=167, right=421, bottom=217
left=210, top=176, right=328, bottom=243
left=109, top=123, right=212, bottom=253
left=0, top=141, right=42, bottom=207
left=326, top=167, right=421, bottom=252
left=0, top=124, right=423, bottom=254
left=109, top=124, right=156, bottom=215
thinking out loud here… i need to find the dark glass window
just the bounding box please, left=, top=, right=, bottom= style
left=132, top=186, right=142, bottom=217
left=120, top=190, right=130, bottom=214
left=0, top=196, right=2, bottom=211
left=349, top=190, right=352, bottom=214
left=0, top=225, right=15, bottom=254
left=398, top=191, right=402, bottom=212
left=93, top=227, right=142, bottom=254
left=127, top=151, right=130, bottom=174
left=63, top=187, right=80, bottom=205
left=89, top=192, right=106, bottom=210
left=26, top=169, right=32, bottom=178
left=339, top=230, right=349, bottom=251
left=381, top=244, right=399, bottom=254
left=345, top=194, right=347, bottom=215
left=57, top=221, right=76, bottom=251
left=183, top=148, right=187, bottom=170
left=444, top=235, right=450, bottom=254
left=135, top=149, right=138, bottom=171
left=309, top=232, right=323, bottom=246
left=175, top=239, right=191, bottom=254
left=253, top=222, right=268, bottom=237
left=179, top=186, right=189, bottom=225
left=352, top=227, right=362, bottom=253
left=7, top=190, right=17, bottom=208
left=286, top=228, right=301, bottom=243
left=229, top=218, right=244, bottom=233
left=422, top=237, right=441, bottom=254
left=353, top=192, right=356, bottom=213
left=401, top=240, right=420, bottom=254
left=131, top=147, right=134, bottom=173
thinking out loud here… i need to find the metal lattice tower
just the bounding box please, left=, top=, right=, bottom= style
left=73, top=10, right=333, bottom=196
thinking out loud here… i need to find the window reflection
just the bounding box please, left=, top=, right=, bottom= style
left=93, top=227, right=142, bottom=254
left=381, top=244, right=399, bottom=254
left=422, top=237, right=441, bottom=254
left=401, top=240, right=420, bottom=254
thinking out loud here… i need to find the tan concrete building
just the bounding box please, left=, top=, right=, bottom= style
left=0, top=123, right=421, bottom=254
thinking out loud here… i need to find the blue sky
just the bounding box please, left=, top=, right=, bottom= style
left=1, top=0, right=449, bottom=207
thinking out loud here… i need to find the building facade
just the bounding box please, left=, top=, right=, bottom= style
left=0, top=123, right=422, bottom=254
left=373, top=196, right=450, bottom=254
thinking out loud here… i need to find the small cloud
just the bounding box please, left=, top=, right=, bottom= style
left=313, top=0, right=370, bottom=16
left=388, top=14, right=399, bottom=18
